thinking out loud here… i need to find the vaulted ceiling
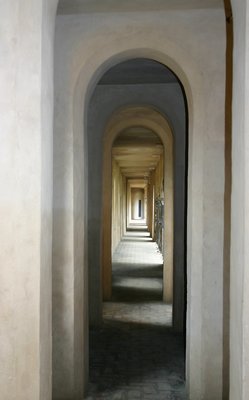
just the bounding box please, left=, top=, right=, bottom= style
left=112, top=126, right=163, bottom=179
left=58, top=0, right=223, bottom=14
left=101, top=59, right=169, bottom=180
left=99, top=59, right=177, bottom=85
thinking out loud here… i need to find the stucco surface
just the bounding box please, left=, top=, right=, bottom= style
left=230, top=1, right=249, bottom=399
left=53, top=6, right=226, bottom=399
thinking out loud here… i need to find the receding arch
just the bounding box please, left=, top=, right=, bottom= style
left=53, top=8, right=227, bottom=394
left=76, top=48, right=192, bottom=337
left=55, top=43, right=195, bottom=397
left=102, top=106, right=174, bottom=311
left=82, top=49, right=193, bottom=120
left=75, top=50, right=192, bottom=395
left=81, top=54, right=189, bottom=332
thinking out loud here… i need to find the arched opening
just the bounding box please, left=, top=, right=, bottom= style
left=101, top=105, right=176, bottom=309
left=87, top=59, right=187, bottom=334
left=52, top=4, right=227, bottom=397
left=0, top=1, right=236, bottom=400
left=86, top=59, right=187, bottom=398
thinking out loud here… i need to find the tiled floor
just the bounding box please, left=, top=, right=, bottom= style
left=85, top=230, right=186, bottom=400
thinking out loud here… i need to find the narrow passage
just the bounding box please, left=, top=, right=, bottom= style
left=86, top=230, right=186, bottom=400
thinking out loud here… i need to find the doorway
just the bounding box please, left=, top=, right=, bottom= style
left=53, top=4, right=227, bottom=396
left=86, top=59, right=187, bottom=399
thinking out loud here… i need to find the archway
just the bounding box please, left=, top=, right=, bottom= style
left=86, top=60, right=187, bottom=333
left=0, top=2, right=237, bottom=400
left=85, top=57, right=187, bottom=398
left=53, top=7, right=227, bottom=397
left=101, top=106, right=175, bottom=310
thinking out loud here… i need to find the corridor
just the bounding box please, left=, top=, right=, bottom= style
left=85, top=230, right=186, bottom=400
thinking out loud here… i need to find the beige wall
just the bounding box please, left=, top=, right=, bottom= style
left=230, top=1, right=249, bottom=399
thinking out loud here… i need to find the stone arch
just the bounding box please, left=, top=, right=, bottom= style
left=0, top=2, right=234, bottom=400
left=101, top=105, right=174, bottom=310
left=53, top=10, right=226, bottom=396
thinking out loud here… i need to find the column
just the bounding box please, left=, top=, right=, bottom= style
left=230, top=1, right=249, bottom=398
left=0, top=1, right=56, bottom=399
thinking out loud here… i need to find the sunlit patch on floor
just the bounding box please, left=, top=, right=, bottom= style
left=86, top=230, right=186, bottom=399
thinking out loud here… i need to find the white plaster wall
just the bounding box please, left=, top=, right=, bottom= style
left=87, top=82, right=186, bottom=327
left=0, top=0, right=57, bottom=399
left=230, top=1, right=249, bottom=399
left=54, top=7, right=226, bottom=399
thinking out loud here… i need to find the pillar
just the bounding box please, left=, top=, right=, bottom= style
left=52, top=10, right=87, bottom=398
left=230, top=1, right=249, bottom=398
left=0, top=1, right=56, bottom=399
left=122, top=176, right=127, bottom=235
left=127, top=181, right=132, bottom=227
left=52, top=69, right=87, bottom=400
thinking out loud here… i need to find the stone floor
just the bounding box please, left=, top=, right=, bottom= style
left=85, top=230, right=186, bottom=400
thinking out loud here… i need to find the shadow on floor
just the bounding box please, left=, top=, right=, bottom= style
left=87, top=320, right=186, bottom=400
left=85, top=231, right=186, bottom=399
left=112, top=282, right=162, bottom=302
